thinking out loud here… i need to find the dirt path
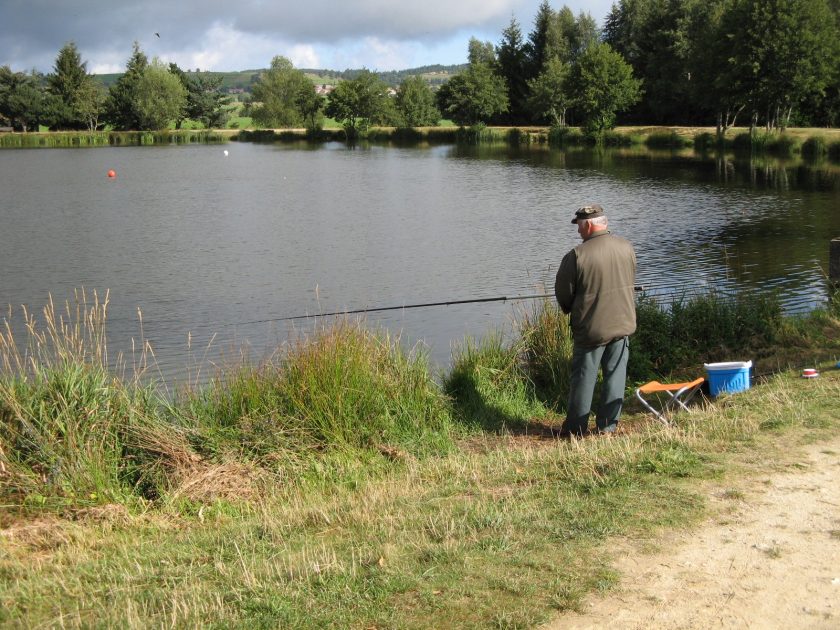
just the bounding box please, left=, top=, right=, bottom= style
left=545, top=435, right=840, bottom=629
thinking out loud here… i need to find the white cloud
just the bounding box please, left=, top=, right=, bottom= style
left=288, top=45, right=320, bottom=69
left=89, top=62, right=124, bottom=74
left=0, top=0, right=618, bottom=73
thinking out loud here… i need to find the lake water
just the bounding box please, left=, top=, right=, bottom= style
left=1, top=141, right=838, bottom=384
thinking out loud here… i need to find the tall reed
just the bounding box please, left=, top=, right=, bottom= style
left=0, top=291, right=188, bottom=508
left=0, top=130, right=228, bottom=149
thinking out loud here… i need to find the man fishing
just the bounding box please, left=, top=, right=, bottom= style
left=555, top=204, right=637, bottom=436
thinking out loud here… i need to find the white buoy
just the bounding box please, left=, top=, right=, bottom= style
left=223, top=149, right=229, bottom=156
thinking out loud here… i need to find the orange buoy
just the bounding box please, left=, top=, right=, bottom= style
left=107, top=169, right=116, bottom=178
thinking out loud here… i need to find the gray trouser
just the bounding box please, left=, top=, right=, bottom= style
left=563, top=336, right=629, bottom=435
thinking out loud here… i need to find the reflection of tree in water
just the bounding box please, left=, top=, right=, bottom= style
left=707, top=159, right=839, bottom=310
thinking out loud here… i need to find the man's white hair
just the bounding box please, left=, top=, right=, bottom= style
left=583, top=215, right=608, bottom=227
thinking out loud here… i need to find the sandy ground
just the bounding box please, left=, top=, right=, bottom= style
left=545, top=435, right=840, bottom=630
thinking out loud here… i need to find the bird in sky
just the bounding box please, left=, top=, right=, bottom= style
left=155, top=32, right=160, bottom=38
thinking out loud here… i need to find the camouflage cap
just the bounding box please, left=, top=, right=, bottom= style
left=571, top=204, right=605, bottom=224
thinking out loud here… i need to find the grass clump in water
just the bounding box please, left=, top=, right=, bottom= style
left=800, top=136, right=828, bottom=160
left=645, top=131, right=692, bottom=149
left=455, top=123, right=505, bottom=145
left=547, top=125, right=584, bottom=147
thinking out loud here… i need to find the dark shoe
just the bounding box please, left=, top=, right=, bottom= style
left=558, top=428, right=590, bottom=439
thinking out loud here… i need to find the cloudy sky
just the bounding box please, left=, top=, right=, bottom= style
left=1, top=0, right=614, bottom=74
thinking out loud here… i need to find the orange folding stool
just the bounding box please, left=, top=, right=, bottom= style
left=634, top=377, right=705, bottom=425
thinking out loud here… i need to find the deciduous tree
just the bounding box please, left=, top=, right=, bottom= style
left=394, top=76, right=439, bottom=127
left=135, top=59, right=187, bottom=130
left=527, top=57, right=570, bottom=126
left=325, top=70, right=390, bottom=138
left=567, top=42, right=641, bottom=135
left=0, top=67, right=58, bottom=132
left=250, top=56, right=316, bottom=129
left=723, top=0, right=837, bottom=131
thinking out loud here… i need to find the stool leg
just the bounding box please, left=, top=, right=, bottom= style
left=636, top=389, right=668, bottom=425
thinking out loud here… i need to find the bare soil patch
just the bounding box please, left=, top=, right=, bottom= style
left=545, top=435, right=840, bottom=629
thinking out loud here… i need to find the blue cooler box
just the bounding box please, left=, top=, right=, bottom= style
left=703, top=361, right=752, bottom=396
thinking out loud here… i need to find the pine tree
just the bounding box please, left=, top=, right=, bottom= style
left=105, top=42, right=148, bottom=130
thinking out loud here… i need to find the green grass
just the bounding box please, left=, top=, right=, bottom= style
left=2, top=290, right=840, bottom=626
left=5, top=125, right=840, bottom=162
left=0, top=129, right=231, bottom=148
left=4, top=366, right=839, bottom=627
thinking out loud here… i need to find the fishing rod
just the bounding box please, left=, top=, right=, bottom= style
left=235, top=286, right=645, bottom=327
left=235, top=293, right=556, bottom=326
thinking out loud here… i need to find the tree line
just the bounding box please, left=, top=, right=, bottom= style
left=438, top=0, right=840, bottom=135
left=0, top=42, right=231, bottom=133
left=2, top=0, right=838, bottom=137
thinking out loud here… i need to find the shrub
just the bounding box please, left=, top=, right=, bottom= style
left=765, top=134, right=798, bottom=157
left=506, top=128, right=531, bottom=145
left=801, top=136, right=828, bottom=160
left=390, top=127, right=423, bottom=144
left=645, top=131, right=691, bottom=149
left=731, top=132, right=754, bottom=154
left=547, top=125, right=584, bottom=147
left=629, top=291, right=784, bottom=380
left=601, top=130, right=638, bottom=146
left=693, top=132, right=717, bottom=152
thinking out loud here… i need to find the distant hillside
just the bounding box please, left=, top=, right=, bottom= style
left=93, top=64, right=467, bottom=93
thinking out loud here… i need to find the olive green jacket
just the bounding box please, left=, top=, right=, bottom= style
left=555, top=230, right=637, bottom=347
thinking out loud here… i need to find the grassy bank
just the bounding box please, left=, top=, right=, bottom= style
left=0, top=129, right=234, bottom=148
left=2, top=290, right=840, bottom=626
left=232, top=123, right=840, bottom=162
left=5, top=125, right=840, bottom=162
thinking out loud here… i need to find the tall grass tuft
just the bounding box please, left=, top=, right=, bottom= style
left=516, top=300, right=574, bottom=408
left=455, top=124, right=505, bottom=145
left=730, top=131, right=800, bottom=157
left=629, top=291, right=784, bottom=381
left=547, top=125, right=584, bottom=147
left=0, top=291, right=186, bottom=508
left=181, top=320, right=453, bottom=459
left=444, top=334, right=547, bottom=432
left=506, top=128, right=532, bottom=145
left=693, top=132, right=718, bottom=152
